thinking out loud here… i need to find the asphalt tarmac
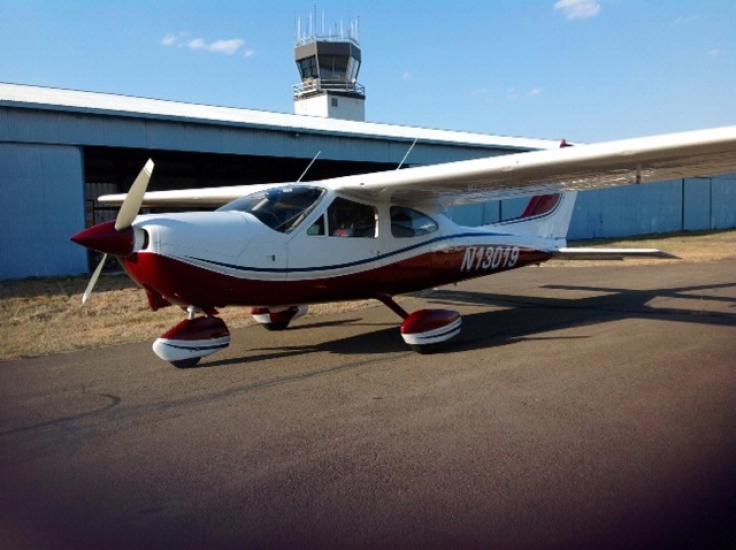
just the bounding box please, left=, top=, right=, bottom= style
left=1, top=260, right=735, bottom=549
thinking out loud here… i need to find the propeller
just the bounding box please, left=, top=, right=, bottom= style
left=82, top=253, right=107, bottom=305
left=78, top=159, right=154, bottom=304
left=115, top=159, right=155, bottom=231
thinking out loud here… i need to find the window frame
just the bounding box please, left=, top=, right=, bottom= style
left=218, top=185, right=325, bottom=234
left=389, top=206, right=439, bottom=238
left=325, top=196, right=378, bottom=239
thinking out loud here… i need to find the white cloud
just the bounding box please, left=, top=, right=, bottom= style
left=161, top=33, right=251, bottom=57
left=708, top=49, right=721, bottom=57
left=401, top=71, right=413, bottom=81
left=161, top=33, right=179, bottom=46
left=187, top=38, right=206, bottom=50
left=505, top=87, right=544, bottom=101
left=206, top=38, right=245, bottom=55
left=554, top=0, right=601, bottom=20
left=470, top=88, right=490, bottom=96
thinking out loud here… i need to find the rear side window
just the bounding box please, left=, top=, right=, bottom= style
left=327, top=197, right=377, bottom=238
left=390, top=206, right=438, bottom=238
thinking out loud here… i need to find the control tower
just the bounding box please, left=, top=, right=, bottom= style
left=293, top=16, right=365, bottom=121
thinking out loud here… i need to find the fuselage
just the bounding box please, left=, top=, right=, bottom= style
left=122, top=186, right=555, bottom=309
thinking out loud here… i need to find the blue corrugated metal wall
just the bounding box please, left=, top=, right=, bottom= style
left=567, top=176, right=736, bottom=239
left=712, top=176, right=736, bottom=229
left=683, top=179, right=710, bottom=231
left=0, top=143, right=87, bottom=278
left=568, top=181, right=682, bottom=239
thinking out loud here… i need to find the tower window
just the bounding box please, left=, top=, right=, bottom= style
left=297, top=56, right=318, bottom=79
left=319, top=54, right=348, bottom=80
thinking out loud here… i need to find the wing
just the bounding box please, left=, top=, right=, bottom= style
left=553, top=248, right=679, bottom=260
left=97, top=126, right=736, bottom=209
left=97, top=183, right=288, bottom=208
left=323, top=126, right=736, bottom=206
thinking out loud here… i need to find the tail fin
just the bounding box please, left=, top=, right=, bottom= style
left=486, top=191, right=578, bottom=240
left=484, top=139, right=578, bottom=241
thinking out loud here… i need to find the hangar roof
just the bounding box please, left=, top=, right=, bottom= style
left=0, top=82, right=559, bottom=151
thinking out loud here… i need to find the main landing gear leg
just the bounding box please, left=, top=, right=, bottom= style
left=376, top=294, right=462, bottom=354
left=152, top=306, right=231, bottom=368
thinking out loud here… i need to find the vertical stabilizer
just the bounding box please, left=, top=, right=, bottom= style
left=482, top=138, right=578, bottom=241
left=484, top=191, right=578, bottom=241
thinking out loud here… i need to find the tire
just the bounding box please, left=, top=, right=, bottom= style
left=171, top=357, right=201, bottom=369
left=410, top=342, right=448, bottom=354
left=263, top=321, right=290, bottom=331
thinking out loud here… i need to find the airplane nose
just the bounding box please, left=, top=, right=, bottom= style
left=71, top=221, right=135, bottom=256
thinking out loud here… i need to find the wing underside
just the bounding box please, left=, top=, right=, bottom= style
left=326, top=126, right=736, bottom=207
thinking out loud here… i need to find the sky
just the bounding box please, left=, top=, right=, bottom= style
left=1, top=0, right=734, bottom=142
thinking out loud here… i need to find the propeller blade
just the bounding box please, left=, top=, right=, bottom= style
left=82, top=253, right=107, bottom=305
left=115, top=159, right=154, bottom=231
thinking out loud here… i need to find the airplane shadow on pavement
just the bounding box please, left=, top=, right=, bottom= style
left=199, top=281, right=736, bottom=368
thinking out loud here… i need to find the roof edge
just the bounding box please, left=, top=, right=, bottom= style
left=0, top=82, right=561, bottom=150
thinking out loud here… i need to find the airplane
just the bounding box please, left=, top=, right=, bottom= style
left=71, top=126, right=736, bottom=368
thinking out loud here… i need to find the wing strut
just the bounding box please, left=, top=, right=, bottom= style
left=396, top=137, right=418, bottom=170
left=296, top=150, right=322, bottom=183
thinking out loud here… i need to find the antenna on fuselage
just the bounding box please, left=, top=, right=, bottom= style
left=396, top=137, right=418, bottom=170
left=296, top=150, right=322, bottom=183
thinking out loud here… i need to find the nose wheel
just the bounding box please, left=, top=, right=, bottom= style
left=171, top=357, right=201, bottom=369
left=152, top=310, right=230, bottom=368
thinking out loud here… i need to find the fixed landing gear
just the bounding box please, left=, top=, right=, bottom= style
left=171, top=357, right=201, bottom=369
left=251, top=305, right=308, bottom=331
left=376, top=295, right=462, bottom=353
left=152, top=307, right=231, bottom=368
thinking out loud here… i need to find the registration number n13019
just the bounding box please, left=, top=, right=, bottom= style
left=461, top=246, right=520, bottom=272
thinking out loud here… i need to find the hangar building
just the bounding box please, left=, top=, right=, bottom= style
left=1, top=31, right=734, bottom=280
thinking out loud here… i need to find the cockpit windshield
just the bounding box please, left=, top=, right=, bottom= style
left=218, top=185, right=325, bottom=233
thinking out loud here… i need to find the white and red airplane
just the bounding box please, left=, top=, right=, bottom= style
left=71, top=126, right=736, bottom=367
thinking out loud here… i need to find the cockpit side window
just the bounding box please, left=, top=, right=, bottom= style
left=307, top=214, right=325, bottom=236
left=327, top=197, right=377, bottom=238
left=218, top=186, right=324, bottom=233
left=390, top=206, right=438, bottom=238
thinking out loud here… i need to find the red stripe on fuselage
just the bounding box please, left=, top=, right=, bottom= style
left=123, top=247, right=551, bottom=308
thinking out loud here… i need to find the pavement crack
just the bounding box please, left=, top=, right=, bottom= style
left=0, top=392, right=121, bottom=436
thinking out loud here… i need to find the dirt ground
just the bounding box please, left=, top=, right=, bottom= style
left=2, top=230, right=734, bottom=360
